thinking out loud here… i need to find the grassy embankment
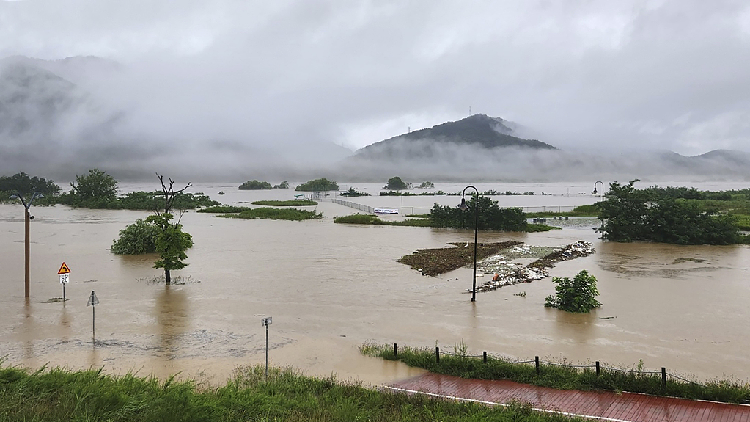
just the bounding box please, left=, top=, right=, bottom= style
left=361, top=344, right=750, bottom=404
left=333, top=214, right=556, bottom=232
left=198, top=205, right=321, bottom=221
left=0, top=364, right=583, bottom=422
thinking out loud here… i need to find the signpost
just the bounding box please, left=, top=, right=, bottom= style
left=58, top=262, right=70, bottom=302
left=87, top=290, right=99, bottom=342
left=261, top=316, right=272, bottom=379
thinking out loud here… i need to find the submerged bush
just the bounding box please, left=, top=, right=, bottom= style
left=544, top=270, right=601, bottom=313
left=111, top=219, right=159, bottom=255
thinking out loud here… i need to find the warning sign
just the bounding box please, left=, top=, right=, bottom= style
left=58, top=262, right=71, bottom=274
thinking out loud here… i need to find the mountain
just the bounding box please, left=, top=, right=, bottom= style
left=355, top=114, right=555, bottom=160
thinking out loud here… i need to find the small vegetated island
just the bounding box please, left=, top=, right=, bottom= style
left=294, top=177, right=339, bottom=192
left=238, top=180, right=289, bottom=190
left=198, top=199, right=321, bottom=221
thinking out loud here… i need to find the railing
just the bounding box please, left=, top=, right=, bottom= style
left=390, top=342, right=700, bottom=389
left=329, top=198, right=374, bottom=214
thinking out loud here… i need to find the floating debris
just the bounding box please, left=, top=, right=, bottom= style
left=468, top=240, right=595, bottom=295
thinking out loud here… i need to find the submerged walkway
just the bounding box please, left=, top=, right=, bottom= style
left=387, top=373, right=750, bottom=421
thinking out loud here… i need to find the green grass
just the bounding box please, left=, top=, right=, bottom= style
left=361, top=343, right=750, bottom=404
left=0, top=364, right=584, bottom=421
left=223, top=207, right=322, bottom=221
left=251, top=200, right=317, bottom=206
left=334, top=214, right=386, bottom=224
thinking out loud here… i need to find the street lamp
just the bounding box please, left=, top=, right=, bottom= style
left=9, top=192, right=43, bottom=299
left=593, top=181, right=603, bottom=196
left=458, top=185, right=479, bottom=302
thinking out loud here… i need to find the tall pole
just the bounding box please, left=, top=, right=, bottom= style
left=11, top=192, right=41, bottom=299
left=24, top=208, right=30, bottom=299
left=265, top=322, right=269, bottom=379
left=472, top=193, right=478, bottom=302
left=459, top=186, right=479, bottom=302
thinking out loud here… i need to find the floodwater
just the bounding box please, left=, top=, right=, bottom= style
left=2, top=181, right=750, bottom=386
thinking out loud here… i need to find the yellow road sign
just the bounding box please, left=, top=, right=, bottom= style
left=58, top=262, right=71, bottom=274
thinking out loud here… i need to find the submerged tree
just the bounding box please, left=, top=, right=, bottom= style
left=151, top=174, right=194, bottom=285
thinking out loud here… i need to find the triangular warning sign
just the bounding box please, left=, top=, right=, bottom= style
left=58, top=262, right=71, bottom=274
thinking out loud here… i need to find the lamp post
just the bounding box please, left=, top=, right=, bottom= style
left=593, top=181, right=603, bottom=196
left=458, top=185, right=479, bottom=302
left=9, top=192, right=43, bottom=299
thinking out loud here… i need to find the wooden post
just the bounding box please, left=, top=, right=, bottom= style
left=535, top=356, right=540, bottom=375
left=661, top=368, right=667, bottom=387
left=483, top=351, right=487, bottom=363
left=435, top=346, right=439, bottom=363
left=596, top=361, right=600, bottom=376
left=394, top=343, right=398, bottom=357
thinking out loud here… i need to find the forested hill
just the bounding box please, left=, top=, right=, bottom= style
left=355, top=114, right=556, bottom=159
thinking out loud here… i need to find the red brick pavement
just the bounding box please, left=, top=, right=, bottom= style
left=387, top=373, right=750, bottom=421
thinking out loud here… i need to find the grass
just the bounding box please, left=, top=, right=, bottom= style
left=0, top=364, right=584, bottom=421
left=223, top=208, right=322, bottom=221
left=361, top=343, right=750, bottom=404
left=251, top=200, right=317, bottom=206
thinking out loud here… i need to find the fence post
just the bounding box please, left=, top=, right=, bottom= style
left=435, top=347, right=440, bottom=363
left=483, top=351, right=487, bottom=363
left=394, top=343, right=398, bottom=357
left=661, top=368, right=667, bottom=387
left=535, top=356, right=540, bottom=375
left=595, top=361, right=600, bottom=376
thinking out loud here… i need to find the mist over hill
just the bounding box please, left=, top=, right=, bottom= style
left=0, top=56, right=352, bottom=182
left=2, top=55, right=750, bottom=184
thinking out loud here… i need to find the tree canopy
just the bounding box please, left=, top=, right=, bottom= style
left=239, top=180, right=272, bottom=190
left=0, top=172, right=60, bottom=197
left=384, top=176, right=408, bottom=190
left=295, top=178, right=339, bottom=192
left=429, top=196, right=527, bottom=231
left=598, top=181, right=740, bottom=245
left=67, top=168, right=118, bottom=208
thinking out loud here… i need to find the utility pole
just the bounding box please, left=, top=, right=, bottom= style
left=10, top=192, right=43, bottom=299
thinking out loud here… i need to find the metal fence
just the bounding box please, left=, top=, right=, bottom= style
left=329, top=198, right=374, bottom=214
left=390, top=342, right=702, bottom=388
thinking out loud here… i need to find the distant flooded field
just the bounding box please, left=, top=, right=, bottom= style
left=2, top=181, right=750, bottom=386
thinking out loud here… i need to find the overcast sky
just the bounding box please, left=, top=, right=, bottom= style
left=2, top=0, right=750, bottom=156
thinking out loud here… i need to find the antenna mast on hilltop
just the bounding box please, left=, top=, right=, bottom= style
left=469, top=106, right=472, bottom=115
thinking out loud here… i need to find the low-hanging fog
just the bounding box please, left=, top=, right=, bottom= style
left=1, top=0, right=750, bottom=183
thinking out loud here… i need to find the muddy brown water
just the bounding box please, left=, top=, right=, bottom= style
left=2, top=182, right=750, bottom=386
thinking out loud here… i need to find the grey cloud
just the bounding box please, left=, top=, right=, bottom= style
left=0, top=0, right=749, bottom=182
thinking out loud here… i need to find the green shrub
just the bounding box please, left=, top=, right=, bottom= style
left=545, top=270, right=601, bottom=313
left=111, top=219, right=159, bottom=255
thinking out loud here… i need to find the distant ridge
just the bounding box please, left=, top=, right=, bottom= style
left=355, top=114, right=555, bottom=159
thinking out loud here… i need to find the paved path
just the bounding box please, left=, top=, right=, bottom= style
left=387, top=373, right=750, bottom=421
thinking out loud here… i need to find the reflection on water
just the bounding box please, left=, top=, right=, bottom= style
left=1, top=182, right=750, bottom=385
left=156, top=286, right=189, bottom=361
